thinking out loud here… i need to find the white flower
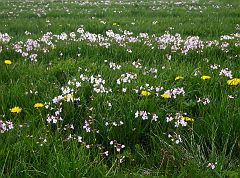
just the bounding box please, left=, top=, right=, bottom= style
left=135, top=111, right=139, bottom=118
left=152, top=114, right=158, bottom=121
left=207, top=162, right=217, bottom=170
left=77, top=136, right=82, bottom=143
left=219, top=68, right=232, bottom=78
left=0, top=120, right=14, bottom=133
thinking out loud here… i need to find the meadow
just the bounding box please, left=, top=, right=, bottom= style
left=0, top=0, right=240, bottom=177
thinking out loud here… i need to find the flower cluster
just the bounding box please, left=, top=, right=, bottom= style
left=105, top=121, right=124, bottom=127
left=110, top=140, right=125, bottom=152
left=161, top=87, right=185, bottom=99
left=197, top=97, right=211, bottom=105
left=0, top=120, right=14, bottom=133
left=135, top=111, right=159, bottom=122
left=134, top=84, right=164, bottom=96
left=0, top=32, right=11, bottom=43
left=168, top=132, right=182, bottom=144
left=207, top=162, right=217, bottom=170
left=219, top=68, right=232, bottom=78
left=90, top=75, right=112, bottom=94
left=165, top=112, right=194, bottom=144
left=117, top=73, right=137, bottom=84
left=108, top=62, right=121, bottom=70
left=166, top=112, right=194, bottom=127
left=47, top=108, right=63, bottom=124
left=1, top=20, right=238, bottom=62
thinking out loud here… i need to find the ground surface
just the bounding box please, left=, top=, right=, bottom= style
left=0, top=0, right=240, bottom=177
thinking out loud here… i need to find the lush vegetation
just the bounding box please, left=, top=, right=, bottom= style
left=0, top=0, right=240, bottom=177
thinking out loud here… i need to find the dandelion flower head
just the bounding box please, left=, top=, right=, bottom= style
left=141, top=90, right=151, bottom=96
left=175, top=76, right=184, bottom=81
left=34, top=103, right=44, bottom=108
left=201, top=75, right=211, bottom=80
left=161, top=93, right=171, bottom=99
left=227, top=78, right=240, bottom=86
left=10, top=106, right=22, bottom=113
left=4, top=60, right=12, bottom=65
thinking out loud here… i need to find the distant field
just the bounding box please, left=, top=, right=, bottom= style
left=0, top=0, right=240, bottom=177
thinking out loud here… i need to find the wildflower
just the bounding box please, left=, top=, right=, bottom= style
left=175, top=135, right=182, bottom=144
left=152, top=114, right=158, bottom=122
left=197, top=97, right=210, bottom=105
left=201, top=75, right=211, bottom=80
left=210, top=64, right=220, bottom=70
left=112, top=22, right=118, bottom=26
left=103, top=151, right=109, bottom=157
left=10, top=106, right=22, bottom=113
left=0, top=120, right=14, bottom=133
left=227, top=78, right=240, bottom=86
left=228, top=95, right=235, bottom=99
left=119, top=156, right=125, bottom=163
left=122, top=88, right=127, bottom=93
left=166, top=115, right=174, bottom=122
left=182, top=116, right=194, bottom=122
left=109, top=62, right=121, bottom=70
left=135, top=110, right=149, bottom=120
left=4, top=60, right=12, bottom=65
left=219, top=68, right=232, bottom=78
left=162, top=87, right=185, bottom=99
left=34, top=103, right=44, bottom=108
left=64, top=93, right=74, bottom=102
left=161, top=93, right=171, bottom=99
left=53, top=95, right=64, bottom=104
left=168, top=132, right=182, bottom=144
left=175, top=76, right=184, bottom=81
left=77, top=136, right=82, bottom=143
left=141, top=90, right=151, bottom=96
left=207, top=162, right=217, bottom=170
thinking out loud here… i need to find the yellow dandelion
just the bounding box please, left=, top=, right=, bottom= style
left=34, top=103, right=44, bottom=108
left=140, top=90, right=151, bottom=96
left=227, top=78, right=240, bottom=86
left=182, top=116, right=194, bottom=122
left=160, top=93, right=171, bottom=99
left=10, top=106, right=22, bottom=113
left=201, top=75, right=211, bottom=80
left=4, top=60, right=12, bottom=65
left=175, top=76, right=184, bottom=81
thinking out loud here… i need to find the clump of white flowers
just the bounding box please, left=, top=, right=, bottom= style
left=0, top=120, right=14, bottom=133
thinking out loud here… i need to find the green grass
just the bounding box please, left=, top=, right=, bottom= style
left=0, top=0, right=240, bottom=177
